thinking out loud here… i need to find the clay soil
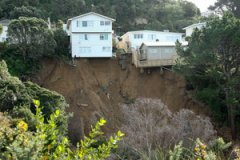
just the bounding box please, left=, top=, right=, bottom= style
left=35, top=58, right=210, bottom=143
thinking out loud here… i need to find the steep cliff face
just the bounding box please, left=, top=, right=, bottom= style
left=36, top=58, right=209, bottom=143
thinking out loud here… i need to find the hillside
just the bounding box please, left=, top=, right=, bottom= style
left=35, top=58, right=210, bottom=142
left=0, top=0, right=200, bottom=33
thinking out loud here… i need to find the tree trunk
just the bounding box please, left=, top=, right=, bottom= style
left=228, top=105, right=237, bottom=140
left=226, top=89, right=237, bottom=140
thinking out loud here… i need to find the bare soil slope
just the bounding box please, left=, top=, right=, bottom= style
left=36, top=58, right=209, bottom=143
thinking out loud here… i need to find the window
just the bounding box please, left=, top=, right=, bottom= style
left=79, top=34, right=88, bottom=40
left=148, top=34, right=156, bottom=40
left=100, top=34, right=108, bottom=40
left=105, top=21, right=110, bottom=25
left=84, top=34, right=88, bottom=40
left=102, top=46, right=111, bottom=52
left=100, top=21, right=104, bottom=26
left=82, top=21, right=94, bottom=27
left=166, top=36, right=180, bottom=41
left=76, top=21, right=79, bottom=27
left=134, top=34, right=143, bottom=39
left=79, top=47, right=91, bottom=53
left=100, top=21, right=110, bottom=26
left=82, top=21, right=87, bottom=27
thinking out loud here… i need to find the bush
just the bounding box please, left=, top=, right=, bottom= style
left=120, top=98, right=216, bottom=158
left=0, top=100, right=124, bottom=159
left=0, top=46, right=41, bottom=77
left=0, top=60, right=69, bottom=135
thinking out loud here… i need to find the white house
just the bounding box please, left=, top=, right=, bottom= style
left=133, top=41, right=188, bottom=68
left=183, top=22, right=206, bottom=37
left=67, top=12, right=115, bottom=58
left=0, top=19, right=10, bottom=42
left=119, top=30, right=184, bottom=53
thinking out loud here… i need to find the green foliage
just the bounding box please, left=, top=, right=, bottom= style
left=169, top=142, right=183, bottom=160
left=3, top=17, right=59, bottom=77
left=0, top=100, right=124, bottom=160
left=0, top=24, right=2, bottom=34
left=10, top=6, right=44, bottom=19
left=0, top=60, right=69, bottom=134
left=209, top=0, right=240, bottom=18
left=0, top=0, right=200, bottom=33
left=196, top=88, right=226, bottom=122
left=8, top=17, right=56, bottom=60
left=136, top=138, right=231, bottom=160
left=0, top=46, right=41, bottom=77
left=208, top=137, right=232, bottom=160
left=175, top=12, right=240, bottom=128
left=53, top=28, right=70, bottom=59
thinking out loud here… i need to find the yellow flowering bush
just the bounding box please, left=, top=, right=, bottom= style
left=17, top=120, right=28, bottom=132
left=0, top=100, right=124, bottom=160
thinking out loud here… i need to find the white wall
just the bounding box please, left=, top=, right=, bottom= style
left=71, top=15, right=112, bottom=33
left=0, top=26, right=8, bottom=42
left=124, top=31, right=183, bottom=51
left=71, top=33, right=112, bottom=57
left=63, top=24, right=70, bottom=36
left=185, top=23, right=205, bottom=37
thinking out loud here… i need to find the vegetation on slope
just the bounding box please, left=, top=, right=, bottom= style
left=0, top=17, right=69, bottom=78
left=0, top=60, right=69, bottom=134
left=0, top=100, right=124, bottom=159
left=175, top=12, right=240, bottom=139
left=0, top=0, right=200, bottom=33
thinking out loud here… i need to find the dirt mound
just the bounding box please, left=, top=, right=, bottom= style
left=35, top=58, right=209, bottom=143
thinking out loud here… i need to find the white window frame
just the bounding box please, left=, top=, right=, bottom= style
left=148, top=34, right=156, bottom=40
left=79, top=34, right=88, bottom=40
left=100, top=34, right=108, bottom=40
left=134, top=34, right=143, bottom=39
left=102, top=46, right=111, bottom=52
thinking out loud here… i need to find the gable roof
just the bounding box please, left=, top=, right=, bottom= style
left=182, top=22, right=206, bottom=30
left=67, top=12, right=115, bottom=28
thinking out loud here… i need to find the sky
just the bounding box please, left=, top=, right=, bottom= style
left=186, top=0, right=218, bottom=12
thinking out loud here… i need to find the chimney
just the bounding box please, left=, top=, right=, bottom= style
left=163, top=29, right=169, bottom=32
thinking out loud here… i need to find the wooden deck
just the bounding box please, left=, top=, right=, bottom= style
left=132, top=51, right=177, bottom=68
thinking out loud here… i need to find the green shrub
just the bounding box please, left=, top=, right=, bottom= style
left=0, top=100, right=124, bottom=160
left=0, top=60, right=69, bottom=135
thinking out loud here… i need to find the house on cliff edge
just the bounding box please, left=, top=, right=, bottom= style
left=67, top=12, right=115, bottom=58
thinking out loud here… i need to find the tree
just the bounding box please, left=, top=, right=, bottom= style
left=8, top=17, right=56, bottom=60
left=53, top=20, right=70, bottom=58
left=175, top=12, right=240, bottom=139
left=9, top=6, right=44, bottom=19
left=209, top=0, right=240, bottom=18
left=0, top=24, right=2, bottom=34
left=0, top=60, right=69, bottom=133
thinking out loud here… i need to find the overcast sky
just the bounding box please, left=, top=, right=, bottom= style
left=186, top=0, right=217, bottom=12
